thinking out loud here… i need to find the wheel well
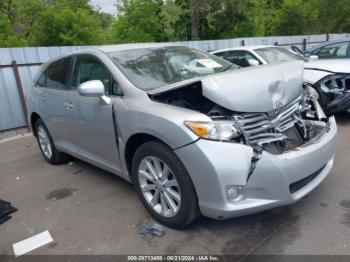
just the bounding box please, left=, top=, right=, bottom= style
left=30, top=113, right=41, bottom=136
left=124, top=134, right=168, bottom=174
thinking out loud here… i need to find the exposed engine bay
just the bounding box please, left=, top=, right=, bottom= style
left=150, top=81, right=330, bottom=156
left=314, top=74, right=350, bottom=114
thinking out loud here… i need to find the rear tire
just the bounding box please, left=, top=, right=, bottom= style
left=131, top=141, right=199, bottom=229
left=34, top=118, right=68, bottom=165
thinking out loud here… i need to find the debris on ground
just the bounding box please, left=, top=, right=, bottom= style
left=73, top=169, right=82, bottom=174
left=0, top=199, right=17, bottom=225
left=138, top=222, right=166, bottom=237
left=13, top=230, right=53, bottom=257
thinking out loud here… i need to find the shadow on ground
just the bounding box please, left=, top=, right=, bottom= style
left=334, top=112, right=350, bottom=126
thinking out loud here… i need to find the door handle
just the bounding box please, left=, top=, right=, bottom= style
left=64, top=102, right=75, bottom=109
left=39, top=96, right=46, bottom=102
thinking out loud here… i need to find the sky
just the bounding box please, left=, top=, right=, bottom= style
left=90, top=0, right=116, bottom=15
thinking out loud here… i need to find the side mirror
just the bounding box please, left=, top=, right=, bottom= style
left=309, top=55, right=319, bottom=61
left=248, top=59, right=260, bottom=66
left=78, top=80, right=105, bottom=97
left=78, top=80, right=111, bottom=104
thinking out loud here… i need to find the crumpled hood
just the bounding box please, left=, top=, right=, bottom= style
left=305, top=59, right=350, bottom=73
left=201, top=61, right=304, bottom=112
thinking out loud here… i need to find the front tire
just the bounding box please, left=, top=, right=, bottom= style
left=34, top=118, right=67, bottom=164
left=131, top=141, right=199, bottom=229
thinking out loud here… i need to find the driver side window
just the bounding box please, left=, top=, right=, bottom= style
left=72, top=55, right=111, bottom=95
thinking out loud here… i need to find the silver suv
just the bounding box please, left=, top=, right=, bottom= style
left=27, top=44, right=337, bottom=229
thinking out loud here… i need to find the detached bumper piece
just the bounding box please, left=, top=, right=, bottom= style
left=0, top=199, right=17, bottom=225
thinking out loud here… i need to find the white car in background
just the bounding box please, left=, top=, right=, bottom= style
left=211, top=46, right=350, bottom=114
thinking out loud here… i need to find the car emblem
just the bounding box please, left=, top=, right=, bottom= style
left=273, top=101, right=283, bottom=116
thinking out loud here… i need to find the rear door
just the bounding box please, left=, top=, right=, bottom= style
left=37, top=57, right=72, bottom=146
left=63, top=54, right=122, bottom=170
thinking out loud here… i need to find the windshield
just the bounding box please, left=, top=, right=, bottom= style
left=255, top=47, right=308, bottom=64
left=108, top=46, right=235, bottom=91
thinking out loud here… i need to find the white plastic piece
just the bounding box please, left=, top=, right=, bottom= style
left=196, top=59, right=223, bottom=68
left=13, top=230, right=53, bottom=257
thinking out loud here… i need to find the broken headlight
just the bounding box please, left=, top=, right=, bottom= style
left=316, top=73, right=350, bottom=96
left=185, top=121, right=241, bottom=141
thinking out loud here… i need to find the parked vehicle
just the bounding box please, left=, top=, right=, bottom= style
left=27, top=44, right=337, bottom=229
left=296, top=40, right=350, bottom=59
left=211, top=46, right=350, bottom=114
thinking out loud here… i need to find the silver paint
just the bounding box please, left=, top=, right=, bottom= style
left=27, top=44, right=337, bottom=220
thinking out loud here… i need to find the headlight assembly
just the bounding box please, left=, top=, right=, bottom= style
left=316, top=74, right=350, bottom=95
left=185, top=121, right=241, bottom=141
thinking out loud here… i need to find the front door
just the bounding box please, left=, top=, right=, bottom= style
left=63, top=55, right=121, bottom=171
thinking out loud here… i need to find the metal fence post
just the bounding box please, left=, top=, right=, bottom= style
left=302, top=38, right=307, bottom=51
left=326, top=33, right=330, bottom=41
left=11, top=60, right=30, bottom=132
left=240, top=40, right=245, bottom=46
left=274, top=41, right=278, bottom=46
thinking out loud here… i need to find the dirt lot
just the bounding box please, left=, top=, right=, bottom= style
left=0, top=113, right=350, bottom=256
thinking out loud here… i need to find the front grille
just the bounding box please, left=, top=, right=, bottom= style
left=289, top=164, right=326, bottom=194
left=233, top=96, right=301, bottom=146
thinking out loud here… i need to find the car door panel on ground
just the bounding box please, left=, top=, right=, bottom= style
left=36, top=57, right=72, bottom=146
left=63, top=55, right=122, bottom=171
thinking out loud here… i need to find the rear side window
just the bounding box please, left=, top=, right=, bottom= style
left=213, top=51, right=226, bottom=59
left=37, top=57, right=71, bottom=89
left=225, top=50, right=259, bottom=67
left=316, top=42, right=350, bottom=59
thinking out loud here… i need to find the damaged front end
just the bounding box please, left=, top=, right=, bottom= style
left=313, top=73, right=350, bottom=114
left=232, top=86, right=330, bottom=181
left=149, top=61, right=332, bottom=185
left=150, top=82, right=330, bottom=182
left=146, top=61, right=337, bottom=219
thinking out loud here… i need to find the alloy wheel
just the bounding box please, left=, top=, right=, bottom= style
left=37, top=125, right=52, bottom=159
left=138, top=156, right=181, bottom=218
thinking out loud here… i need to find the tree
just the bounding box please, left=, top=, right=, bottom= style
left=317, top=0, right=350, bottom=33
left=200, top=0, right=255, bottom=39
left=97, top=12, right=114, bottom=30
left=162, top=0, right=188, bottom=41
left=31, top=0, right=106, bottom=45
left=0, top=0, right=44, bottom=46
left=1, top=0, right=350, bottom=47
left=108, top=0, right=168, bottom=43
left=189, top=0, right=200, bottom=40
left=268, top=0, right=318, bottom=35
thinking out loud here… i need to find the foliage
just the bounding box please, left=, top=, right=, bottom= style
left=33, top=0, right=108, bottom=46
left=0, top=0, right=109, bottom=46
left=0, top=0, right=44, bottom=46
left=108, top=0, right=167, bottom=43
left=0, top=0, right=350, bottom=47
